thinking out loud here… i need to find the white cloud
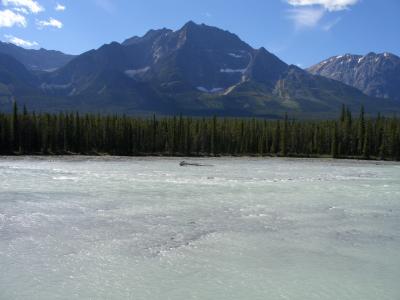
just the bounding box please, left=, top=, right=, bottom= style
left=322, top=16, right=341, bottom=30
left=12, top=7, right=29, bottom=14
left=37, top=17, right=63, bottom=29
left=2, top=0, right=44, bottom=14
left=55, top=4, right=66, bottom=11
left=287, top=7, right=325, bottom=29
left=286, top=0, right=359, bottom=29
left=4, top=34, right=38, bottom=48
left=287, top=0, right=359, bottom=11
left=0, top=9, right=27, bottom=27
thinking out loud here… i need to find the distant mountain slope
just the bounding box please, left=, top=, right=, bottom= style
left=0, top=41, right=75, bottom=71
left=1, top=22, right=399, bottom=117
left=308, top=52, right=400, bottom=101
left=0, top=53, right=39, bottom=104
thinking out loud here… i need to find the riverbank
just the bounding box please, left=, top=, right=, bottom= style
left=1, top=152, right=399, bottom=162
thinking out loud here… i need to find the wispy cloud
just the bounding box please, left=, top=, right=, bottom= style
left=0, top=9, right=27, bottom=27
left=37, top=17, right=63, bottom=29
left=55, top=3, right=66, bottom=11
left=287, top=7, right=325, bottom=29
left=285, top=0, right=359, bottom=29
left=4, top=34, right=38, bottom=48
left=287, top=0, right=359, bottom=11
left=322, top=16, right=341, bottom=30
left=93, top=0, right=116, bottom=14
left=2, top=0, right=44, bottom=14
left=12, top=7, right=29, bottom=14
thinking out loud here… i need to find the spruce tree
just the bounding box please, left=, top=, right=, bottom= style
left=357, top=105, right=365, bottom=155
left=280, top=113, right=288, bottom=156
left=12, top=101, right=19, bottom=153
left=331, top=124, right=338, bottom=159
left=362, top=121, right=371, bottom=159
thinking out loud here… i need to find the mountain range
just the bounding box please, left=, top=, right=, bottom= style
left=0, top=21, right=399, bottom=118
left=308, top=52, right=400, bottom=102
left=0, top=41, right=75, bottom=72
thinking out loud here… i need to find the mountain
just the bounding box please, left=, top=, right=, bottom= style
left=0, top=41, right=75, bottom=71
left=308, top=52, right=400, bottom=101
left=1, top=22, right=399, bottom=117
left=0, top=53, right=39, bottom=105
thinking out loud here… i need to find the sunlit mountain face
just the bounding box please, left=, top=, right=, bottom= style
left=308, top=52, right=400, bottom=101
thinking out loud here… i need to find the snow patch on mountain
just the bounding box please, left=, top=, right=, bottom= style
left=220, top=68, right=246, bottom=74
left=228, top=53, right=243, bottom=58
left=125, top=67, right=150, bottom=78
left=197, top=87, right=224, bottom=93
left=40, top=82, right=71, bottom=90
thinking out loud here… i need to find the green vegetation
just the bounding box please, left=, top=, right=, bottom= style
left=0, top=103, right=399, bottom=161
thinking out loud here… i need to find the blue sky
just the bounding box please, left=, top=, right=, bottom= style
left=0, top=0, right=399, bottom=67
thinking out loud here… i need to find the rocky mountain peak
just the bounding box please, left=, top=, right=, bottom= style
left=122, top=28, right=172, bottom=46
left=308, top=52, right=400, bottom=100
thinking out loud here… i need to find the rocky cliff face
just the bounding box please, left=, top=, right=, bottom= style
left=308, top=52, right=400, bottom=101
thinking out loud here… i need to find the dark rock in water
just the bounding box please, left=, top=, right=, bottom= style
left=179, top=161, right=212, bottom=167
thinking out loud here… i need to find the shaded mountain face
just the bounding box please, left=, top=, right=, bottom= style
left=308, top=52, right=400, bottom=101
left=0, top=53, right=39, bottom=105
left=44, top=22, right=259, bottom=93
left=1, top=22, right=399, bottom=117
left=0, top=41, right=75, bottom=71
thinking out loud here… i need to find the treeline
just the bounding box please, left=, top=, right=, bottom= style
left=0, top=104, right=399, bottom=160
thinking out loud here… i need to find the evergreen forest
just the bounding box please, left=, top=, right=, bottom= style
left=0, top=104, right=399, bottom=161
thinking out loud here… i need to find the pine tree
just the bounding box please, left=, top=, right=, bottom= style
left=357, top=105, right=366, bottom=155
left=271, top=121, right=280, bottom=154
left=280, top=113, right=288, bottom=156
left=331, top=124, right=338, bottom=158
left=362, top=121, right=371, bottom=159
left=12, top=101, right=19, bottom=152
